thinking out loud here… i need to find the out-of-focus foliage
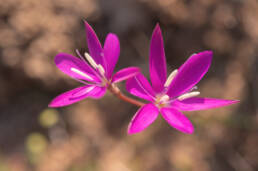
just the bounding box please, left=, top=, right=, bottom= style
left=0, top=0, right=257, bottom=171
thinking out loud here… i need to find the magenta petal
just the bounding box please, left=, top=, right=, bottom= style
left=128, top=104, right=159, bottom=134
left=55, top=53, right=100, bottom=82
left=84, top=21, right=105, bottom=68
left=172, top=97, right=239, bottom=111
left=49, top=85, right=106, bottom=107
left=160, top=107, right=194, bottom=134
left=104, top=33, right=120, bottom=78
left=126, top=73, right=156, bottom=101
left=149, top=24, right=167, bottom=92
left=167, top=51, right=213, bottom=98
left=112, top=67, right=140, bottom=83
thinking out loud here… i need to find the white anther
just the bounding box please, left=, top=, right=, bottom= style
left=160, top=95, right=170, bottom=102
left=164, top=69, right=178, bottom=87
left=84, top=52, right=105, bottom=76
left=178, top=91, right=200, bottom=101
left=71, top=68, right=93, bottom=80
left=84, top=52, right=98, bottom=69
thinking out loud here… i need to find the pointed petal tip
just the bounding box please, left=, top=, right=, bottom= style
left=54, top=53, right=70, bottom=64
left=105, top=33, right=120, bottom=47
left=127, top=122, right=138, bottom=135
left=175, top=121, right=194, bottom=134
left=232, top=99, right=240, bottom=103
left=48, top=103, right=55, bottom=108
left=48, top=103, right=64, bottom=108
left=154, top=23, right=160, bottom=29
left=84, top=20, right=90, bottom=28
left=184, top=127, right=194, bottom=134
left=48, top=101, right=65, bottom=108
left=198, top=50, right=213, bottom=60
left=226, top=99, right=240, bottom=106
left=127, top=123, right=144, bottom=135
left=127, top=127, right=136, bottom=135
left=153, top=23, right=162, bottom=34
left=106, top=32, right=118, bottom=38
left=84, top=20, right=96, bottom=36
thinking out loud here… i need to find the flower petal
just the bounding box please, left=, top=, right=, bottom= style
left=128, top=104, right=159, bottom=134
left=167, top=51, right=213, bottom=98
left=149, top=24, right=167, bottom=92
left=55, top=53, right=100, bottom=82
left=84, top=21, right=105, bottom=68
left=112, top=67, right=140, bottom=83
left=49, top=85, right=106, bottom=107
left=104, top=33, right=120, bottom=78
left=172, top=97, right=239, bottom=111
left=160, top=107, right=194, bottom=134
left=126, top=73, right=156, bottom=101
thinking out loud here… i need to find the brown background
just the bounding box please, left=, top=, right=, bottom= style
left=0, top=0, right=257, bottom=171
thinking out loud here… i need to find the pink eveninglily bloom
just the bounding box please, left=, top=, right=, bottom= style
left=49, top=21, right=139, bottom=107
left=126, top=24, right=239, bottom=134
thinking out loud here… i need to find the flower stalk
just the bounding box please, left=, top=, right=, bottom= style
left=108, top=84, right=145, bottom=107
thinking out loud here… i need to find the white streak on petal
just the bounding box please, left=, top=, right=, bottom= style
left=84, top=86, right=95, bottom=93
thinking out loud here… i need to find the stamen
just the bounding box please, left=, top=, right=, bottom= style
left=97, top=64, right=105, bottom=76
left=84, top=52, right=105, bottom=76
left=177, top=91, right=200, bottom=101
left=164, top=69, right=178, bottom=87
left=71, top=68, right=94, bottom=81
left=84, top=52, right=98, bottom=69
left=160, top=95, right=170, bottom=102
left=76, top=49, right=87, bottom=62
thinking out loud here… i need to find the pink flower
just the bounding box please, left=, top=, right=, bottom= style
left=126, top=24, right=239, bottom=134
left=49, top=21, right=139, bottom=107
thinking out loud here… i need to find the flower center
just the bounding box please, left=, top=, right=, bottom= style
left=155, top=94, right=170, bottom=108
left=84, top=52, right=110, bottom=86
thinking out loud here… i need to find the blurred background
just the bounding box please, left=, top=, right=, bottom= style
left=0, top=0, right=257, bottom=170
